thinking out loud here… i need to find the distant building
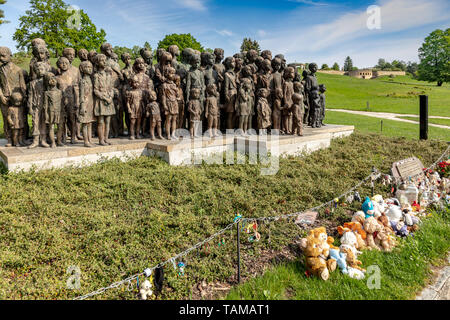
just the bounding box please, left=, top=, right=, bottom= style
left=347, top=68, right=406, bottom=79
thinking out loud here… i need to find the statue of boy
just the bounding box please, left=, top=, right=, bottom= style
left=240, top=66, right=256, bottom=133
left=140, top=48, right=155, bottom=80
left=282, top=67, right=295, bottom=135
left=203, top=52, right=219, bottom=87
left=4, top=92, right=26, bottom=147
left=236, top=77, right=253, bottom=135
left=62, top=48, right=82, bottom=140
left=161, top=66, right=180, bottom=140
left=204, top=83, right=220, bottom=138
left=256, top=88, right=271, bottom=132
left=319, top=84, right=327, bottom=127
left=93, top=54, right=115, bottom=146
left=126, top=75, right=144, bottom=140
left=223, top=57, right=237, bottom=130
left=186, top=53, right=205, bottom=111
left=270, top=57, right=283, bottom=132
left=133, top=57, right=154, bottom=137
left=0, top=46, right=27, bottom=147
left=213, top=48, right=226, bottom=97
left=261, top=50, right=273, bottom=61
left=188, top=88, right=202, bottom=138
left=56, top=56, right=79, bottom=145
left=43, top=72, right=62, bottom=148
left=78, top=61, right=96, bottom=147
left=29, top=41, right=54, bottom=81
left=174, top=74, right=185, bottom=130
left=146, top=90, right=163, bottom=141
left=304, top=63, right=319, bottom=127
left=27, top=62, right=49, bottom=149
left=291, top=93, right=304, bottom=136
left=121, top=52, right=133, bottom=133
left=78, top=49, right=89, bottom=62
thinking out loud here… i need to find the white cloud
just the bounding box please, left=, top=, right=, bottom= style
left=176, top=0, right=207, bottom=11
left=257, top=30, right=267, bottom=37
left=288, top=0, right=329, bottom=6
left=217, top=29, right=233, bottom=37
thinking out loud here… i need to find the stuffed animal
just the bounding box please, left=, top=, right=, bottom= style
left=304, top=236, right=331, bottom=280
left=351, top=211, right=366, bottom=224
left=139, top=280, right=153, bottom=300
left=377, top=215, right=395, bottom=235
left=341, top=247, right=365, bottom=273
left=362, top=197, right=375, bottom=219
left=329, top=248, right=348, bottom=274
left=347, top=267, right=365, bottom=280
left=363, top=217, right=382, bottom=250
left=337, top=224, right=366, bottom=251
left=390, top=221, right=409, bottom=237
left=339, top=230, right=361, bottom=257
left=308, top=227, right=330, bottom=257
left=374, top=229, right=394, bottom=252
left=327, top=236, right=339, bottom=250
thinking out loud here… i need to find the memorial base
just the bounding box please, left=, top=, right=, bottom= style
left=0, top=125, right=354, bottom=172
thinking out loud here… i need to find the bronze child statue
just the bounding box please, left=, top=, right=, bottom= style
left=319, top=84, right=326, bottom=127
left=223, top=57, right=237, bottom=130
left=237, top=77, right=253, bottom=135
left=282, top=67, right=295, bottom=135
left=146, top=90, right=163, bottom=141
left=78, top=61, right=96, bottom=147
left=4, top=92, right=26, bottom=147
left=93, top=54, right=115, bottom=146
left=256, top=88, right=272, bottom=133
left=188, top=88, right=202, bottom=138
left=161, top=66, right=180, bottom=140
left=43, top=72, right=62, bottom=148
left=204, top=83, right=220, bottom=138
left=126, top=75, right=144, bottom=140
left=291, top=93, right=304, bottom=136
left=27, top=62, right=49, bottom=149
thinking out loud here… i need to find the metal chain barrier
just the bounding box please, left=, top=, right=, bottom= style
left=73, top=145, right=450, bottom=300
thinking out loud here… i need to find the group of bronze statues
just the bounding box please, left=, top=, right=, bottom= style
left=0, top=39, right=327, bottom=148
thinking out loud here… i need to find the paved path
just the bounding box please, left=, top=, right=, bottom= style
left=331, top=109, right=450, bottom=130
left=416, top=254, right=450, bottom=300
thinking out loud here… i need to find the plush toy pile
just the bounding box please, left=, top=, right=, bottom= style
left=299, top=167, right=450, bottom=281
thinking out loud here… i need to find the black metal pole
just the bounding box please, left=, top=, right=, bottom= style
left=420, top=95, right=428, bottom=140
left=381, top=120, right=383, bottom=133
left=237, top=221, right=241, bottom=283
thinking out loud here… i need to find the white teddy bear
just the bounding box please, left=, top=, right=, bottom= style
left=139, top=280, right=153, bottom=300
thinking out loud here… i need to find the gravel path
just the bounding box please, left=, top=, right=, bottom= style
left=330, top=109, right=450, bottom=130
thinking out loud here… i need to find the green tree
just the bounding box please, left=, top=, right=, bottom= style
left=375, top=58, right=386, bottom=69
left=0, top=0, right=8, bottom=26
left=320, top=63, right=329, bottom=70
left=406, top=61, right=419, bottom=77
left=158, top=33, right=203, bottom=59
left=332, top=62, right=339, bottom=71
left=240, top=37, right=260, bottom=53
left=13, top=0, right=106, bottom=56
left=418, top=28, right=450, bottom=86
left=343, top=56, right=353, bottom=71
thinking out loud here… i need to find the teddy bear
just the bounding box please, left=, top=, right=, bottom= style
left=341, top=247, right=366, bottom=273
left=304, top=236, right=333, bottom=281
left=390, top=220, right=409, bottom=237
left=374, top=229, right=394, bottom=252
left=338, top=226, right=366, bottom=251
left=351, top=211, right=366, bottom=224
left=139, top=279, right=153, bottom=300
left=363, top=217, right=382, bottom=251
left=339, top=230, right=362, bottom=257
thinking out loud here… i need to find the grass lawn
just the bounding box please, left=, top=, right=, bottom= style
left=226, top=208, right=450, bottom=300
left=0, top=132, right=447, bottom=300
left=325, top=110, right=450, bottom=141
left=397, top=116, right=450, bottom=127
left=317, top=73, right=450, bottom=117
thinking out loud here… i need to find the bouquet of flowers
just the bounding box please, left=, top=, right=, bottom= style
left=437, top=160, right=450, bottom=178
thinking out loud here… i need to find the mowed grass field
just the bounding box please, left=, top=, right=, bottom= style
left=0, top=132, right=447, bottom=300
left=317, top=73, right=450, bottom=117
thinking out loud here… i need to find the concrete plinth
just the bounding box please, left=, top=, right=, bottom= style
left=0, top=124, right=354, bottom=172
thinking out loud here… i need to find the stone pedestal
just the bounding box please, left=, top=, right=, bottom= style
left=0, top=125, right=355, bottom=172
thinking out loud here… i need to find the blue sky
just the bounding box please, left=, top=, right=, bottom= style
left=1, top=0, right=449, bottom=68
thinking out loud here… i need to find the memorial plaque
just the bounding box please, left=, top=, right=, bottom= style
left=295, top=211, right=318, bottom=225
left=391, top=157, right=424, bottom=182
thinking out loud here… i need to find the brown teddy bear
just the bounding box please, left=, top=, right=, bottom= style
left=374, top=229, right=395, bottom=252
left=363, top=217, right=382, bottom=251
left=338, top=222, right=367, bottom=251
left=304, top=236, right=334, bottom=280
left=341, top=247, right=366, bottom=272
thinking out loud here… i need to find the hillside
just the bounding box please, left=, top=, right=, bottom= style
left=317, top=73, right=450, bottom=117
